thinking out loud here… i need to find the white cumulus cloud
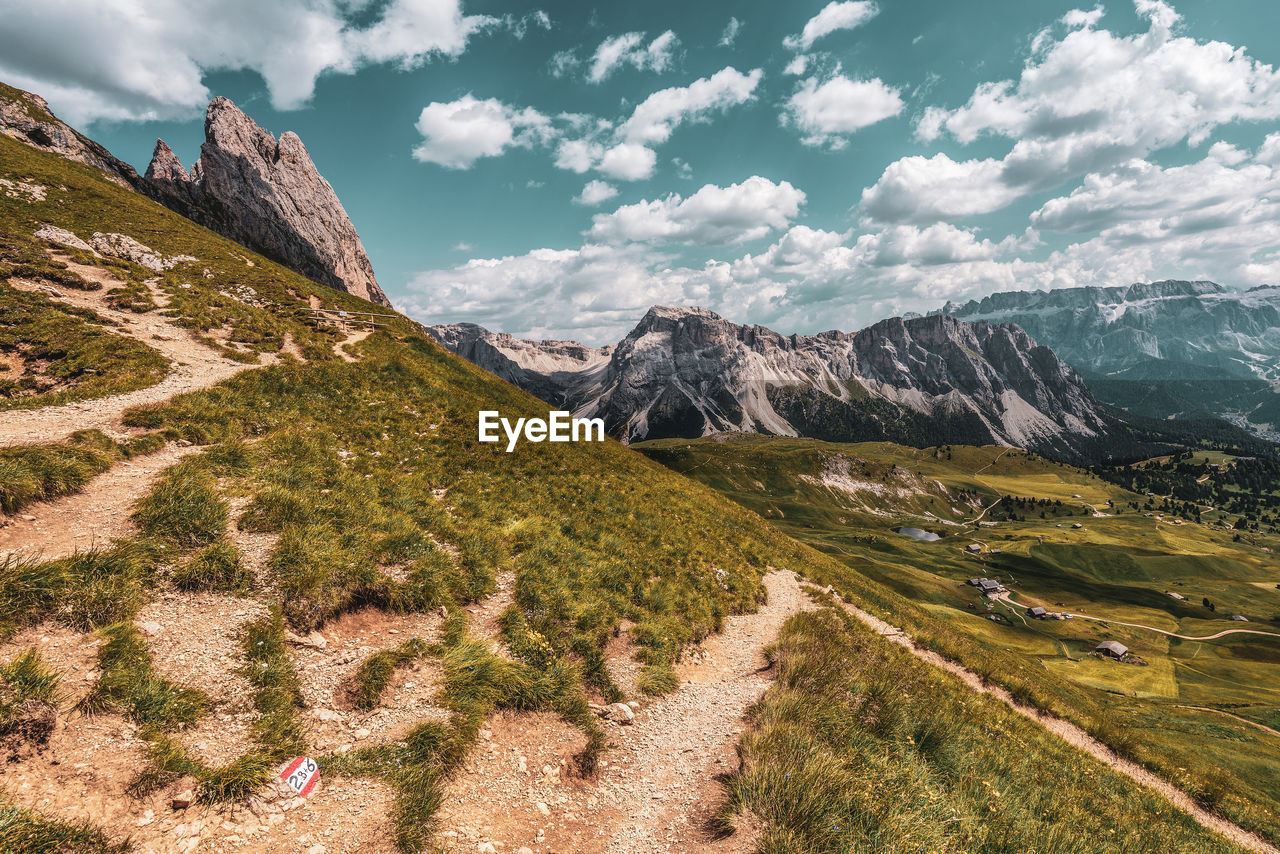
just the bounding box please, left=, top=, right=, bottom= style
left=414, top=66, right=761, bottom=183
left=598, top=143, right=659, bottom=181
left=574, top=180, right=620, bottom=206
left=411, top=95, right=551, bottom=169
left=588, top=177, right=806, bottom=245
left=587, top=30, right=679, bottom=83
left=783, top=73, right=904, bottom=147
left=619, top=67, right=763, bottom=145
left=875, top=0, right=1280, bottom=222
left=860, top=154, right=1015, bottom=223
left=784, top=1, right=879, bottom=51
left=0, top=0, right=507, bottom=125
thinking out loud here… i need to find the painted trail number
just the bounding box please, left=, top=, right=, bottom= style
left=280, top=756, right=320, bottom=798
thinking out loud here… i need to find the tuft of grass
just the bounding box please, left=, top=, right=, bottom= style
left=78, top=622, right=208, bottom=732
left=197, top=752, right=274, bottom=803
left=0, top=800, right=129, bottom=854
left=130, top=462, right=227, bottom=548
left=0, top=649, right=62, bottom=752
left=345, top=638, right=428, bottom=711
left=0, top=430, right=120, bottom=513
left=636, top=663, right=679, bottom=697
left=0, top=649, right=61, bottom=707
left=172, top=541, right=251, bottom=594
left=241, top=607, right=306, bottom=760
left=0, top=544, right=151, bottom=639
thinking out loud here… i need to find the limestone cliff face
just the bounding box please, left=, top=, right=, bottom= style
left=0, top=85, right=139, bottom=189
left=144, top=97, right=390, bottom=307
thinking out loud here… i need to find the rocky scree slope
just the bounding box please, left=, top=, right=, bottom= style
left=143, top=96, right=390, bottom=307
left=940, top=281, right=1280, bottom=437
left=430, top=306, right=1128, bottom=463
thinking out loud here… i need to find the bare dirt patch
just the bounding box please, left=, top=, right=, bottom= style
left=291, top=607, right=447, bottom=752
left=137, top=592, right=268, bottom=714
left=333, top=328, right=373, bottom=363
left=602, top=619, right=641, bottom=700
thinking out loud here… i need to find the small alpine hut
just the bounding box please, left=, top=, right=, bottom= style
left=1028, top=606, right=1047, bottom=619
left=1095, top=640, right=1128, bottom=659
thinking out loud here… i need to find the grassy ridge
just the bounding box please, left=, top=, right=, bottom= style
left=722, top=601, right=1244, bottom=853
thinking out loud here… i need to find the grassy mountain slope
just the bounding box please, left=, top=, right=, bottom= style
left=0, top=113, right=1267, bottom=852
left=638, top=433, right=1280, bottom=845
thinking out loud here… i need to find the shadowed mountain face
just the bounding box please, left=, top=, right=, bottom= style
left=0, top=83, right=139, bottom=189
left=429, top=305, right=1173, bottom=463
left=939, top=281, right=1280, bottom=439
left=143, top=98, right=390, bottom=307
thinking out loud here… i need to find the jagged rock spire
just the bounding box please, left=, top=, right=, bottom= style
left=145, top=97, right=390, bottom=307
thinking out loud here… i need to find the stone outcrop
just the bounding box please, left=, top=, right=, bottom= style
left=143, top=97, right=390, bottom=306
left=0, top=84, right=139, bottom=189
left=88, top=232, right=197, bottom=271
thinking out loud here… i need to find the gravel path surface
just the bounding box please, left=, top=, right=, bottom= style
left=1, top=274, right=273, bottom=446
left=434, top=569, right=812, bottom=854
left=0, top=442, right=199, bottom=561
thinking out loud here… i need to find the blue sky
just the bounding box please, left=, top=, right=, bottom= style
left=3, top=0, right=1280, bottom=344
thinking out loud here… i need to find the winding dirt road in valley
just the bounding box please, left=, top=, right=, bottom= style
left=997, top=595, right=1280, bottom=643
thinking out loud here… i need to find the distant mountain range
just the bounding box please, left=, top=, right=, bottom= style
left=430, top=306, right=1260, bottom=464
left=939, top=281, right=1280, bottom=440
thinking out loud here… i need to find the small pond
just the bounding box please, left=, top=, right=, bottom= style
left=897, top=527, right=941, bottom=542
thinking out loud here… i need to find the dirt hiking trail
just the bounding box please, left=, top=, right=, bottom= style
left=0, top=442, right=199, bottom=560
left=432, top=569, right=813, bottom=854
left=2, top=267, right=372, bottom=447
left=838, top=596, right=1280, bottom=854
left=1, top=274, right=275, bottom=446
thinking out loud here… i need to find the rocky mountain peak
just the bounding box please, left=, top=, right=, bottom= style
left=938, top=280, right=1280, bottom=437
left=431, top=305, right=1125, bottom=461
left=143, top=139, right=189, bottom=183
left=144, top=97, right=390, bottom=307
